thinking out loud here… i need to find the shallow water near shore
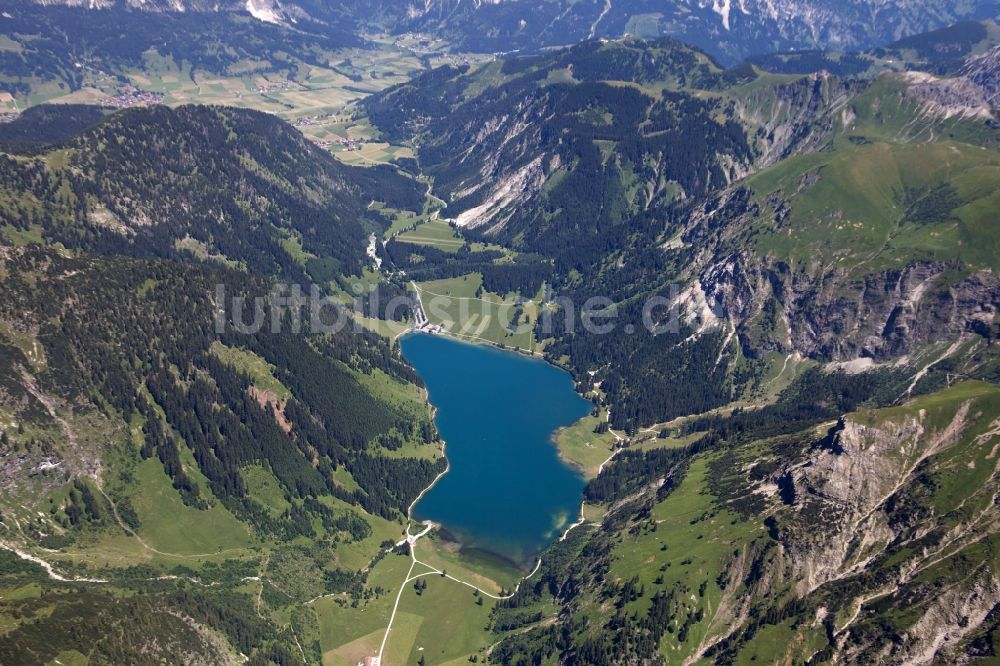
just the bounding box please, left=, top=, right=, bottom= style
left=399, top=333, right=591, bottom=566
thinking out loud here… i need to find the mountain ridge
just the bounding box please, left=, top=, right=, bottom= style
left=18, top=0, right=1000, bottom=62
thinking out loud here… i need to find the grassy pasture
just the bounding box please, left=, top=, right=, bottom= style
left=391, top=572, right=495, bottom=665
left=211, top=342, right=291, bottom=400
left=604, top=456, right=764, bottom=662
left=397, top=218, right=466, bottom=252
left=413, top=533, right=522, bottom=595
left=415, top=274, right=542, bottom=352
left=127, top=458, right=255, bottom=556
left=749, top=139, right=1000, bottom=274
left=316, top=553, right=412, bottom=666
left=554, top=410, right=617, bottom=478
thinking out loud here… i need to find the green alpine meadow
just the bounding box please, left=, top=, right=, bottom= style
left=1, top=2, right=1000, bottom=664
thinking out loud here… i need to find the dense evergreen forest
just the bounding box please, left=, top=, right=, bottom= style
left=0, top=104, right=449, bottom=661
left=0, top=247, right=441, bottom=525
left=0, top=104, right=112, bottom=154
left=383, top=240, right=554, bottom=296
left=0, top=104, right=424, bottom=282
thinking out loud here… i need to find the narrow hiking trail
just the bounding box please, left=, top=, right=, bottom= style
left=0, top=537, right=269, bottom=590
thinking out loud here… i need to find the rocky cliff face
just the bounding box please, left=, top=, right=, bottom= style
left=384, top=0, right=1000, bottom=63
left=423, top=92, right=553, bottom=233
left=733, top=71, right=860, bottom=167
left=683, top=198, right=1000, bottom=365
left=787, top=411, right=959, bottom=593
left=903, top=51, right=1000, bottom=122
left=24, top=0, right=312, bottom=24
left=672, top=50, right=1000, bottom=368
left=963, top=45, right=1000, bottom=109
left=781, top=390, right=1000, bottom=663
left=29, top=0, right=238, bottom=12
left=684, top=382, right=1000, bottom=663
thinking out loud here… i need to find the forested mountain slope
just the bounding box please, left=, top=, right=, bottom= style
left=1, top=104, right=423, bottom=282
left=0, top=105, right=440, bottom=663
left=365, top=39, right=757, bottom=271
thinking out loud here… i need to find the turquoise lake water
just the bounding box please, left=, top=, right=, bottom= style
left=399, top=333, right=591, bottom=566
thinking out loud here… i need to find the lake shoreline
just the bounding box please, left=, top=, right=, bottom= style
left=400, top=331, right=591, bottom=569
left=399, top=326, right=597, bottom=482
